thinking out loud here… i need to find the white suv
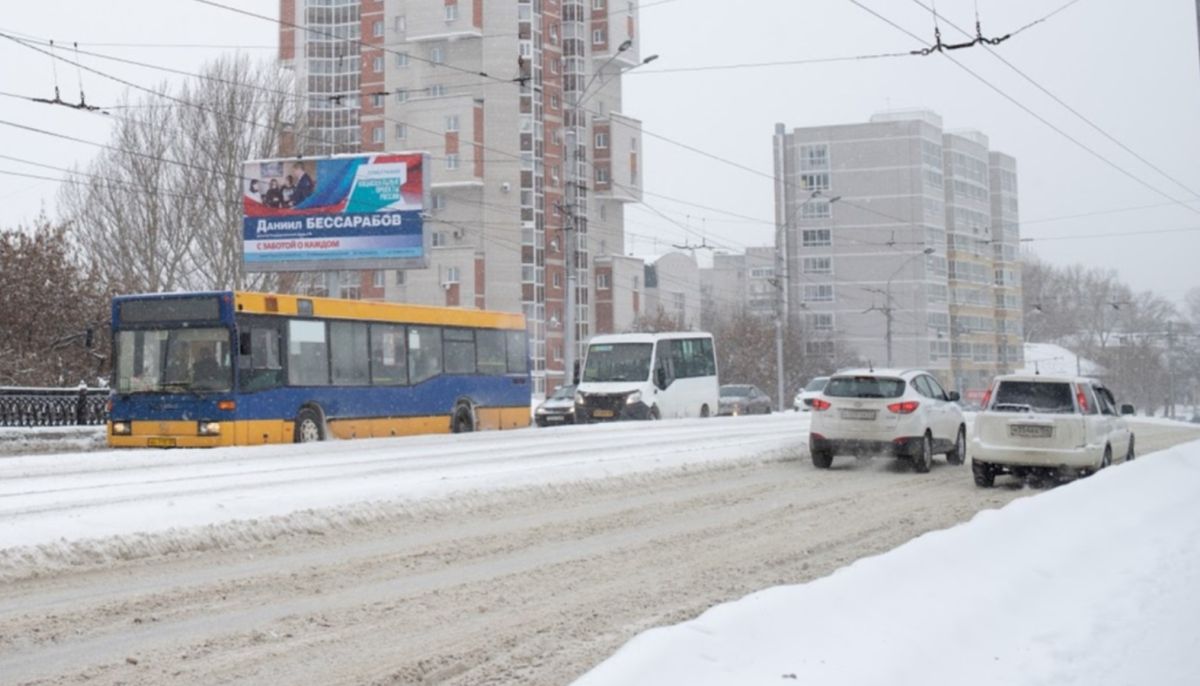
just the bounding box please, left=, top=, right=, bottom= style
left=970, top=374, right=1135, bottom=487
left=808, top=369, right=967, bottom=473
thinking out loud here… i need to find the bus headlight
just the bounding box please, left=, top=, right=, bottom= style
left=198, top=421, right=222, bottom=436
left=111, top=421, right=131, bottom=435
left=626, top=390, right=642, bottom=405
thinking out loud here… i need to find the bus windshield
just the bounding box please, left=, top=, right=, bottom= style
left=582, top=343, right=653, bottom=383
left=116, top=327, right=233, bottom=393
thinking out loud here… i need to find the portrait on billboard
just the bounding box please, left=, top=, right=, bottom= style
left=242, top=152, right=430, bottom=272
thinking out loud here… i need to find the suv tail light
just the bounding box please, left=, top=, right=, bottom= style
left=811, top=398, right=831, bottom=411
left=1075, top=384, right=1089, bottom=413
left=887, top=400, right=920, bottom=414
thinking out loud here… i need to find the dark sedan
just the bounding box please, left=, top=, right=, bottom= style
left=718, top=384, right=773, bottom=416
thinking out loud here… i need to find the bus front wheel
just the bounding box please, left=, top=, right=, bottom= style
left=295, top=408, right=325, bottom=443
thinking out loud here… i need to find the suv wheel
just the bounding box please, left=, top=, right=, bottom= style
left=973, top=460, right=996, bottom=488
left=912, top=433, right=933, bottom=473
left=1125, top=436, right=1135, bottom=462
left=811, top=449, right=833, bottom=469
left=946, top=425, right=966, bottom=466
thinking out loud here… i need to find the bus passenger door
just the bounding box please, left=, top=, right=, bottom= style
left=652, top=342, right=676, bottom=418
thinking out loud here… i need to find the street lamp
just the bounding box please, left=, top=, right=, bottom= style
left=864, top=247, right=936, bottom=367
left=562, top=41, right=658, bottom=388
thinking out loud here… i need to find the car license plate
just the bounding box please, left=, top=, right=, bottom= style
left=593, top=409, right=614, bottom=418
left=1009, top=424, right=1052, bottom=438
left=545, top=415, right=564, bottom=422
left=839, top=409, right=877, bottom=421
left=147, top=437, right=177, bottom=448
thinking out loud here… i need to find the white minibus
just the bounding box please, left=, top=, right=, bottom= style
left=574, top=332, right=719, bottom=421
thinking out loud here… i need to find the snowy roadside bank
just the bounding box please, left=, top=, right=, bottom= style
left=0, top=414, right=809, bottom=580
left=574, top=436, right=1200, bottom=686
left=0, top=426, right=106, bottom=456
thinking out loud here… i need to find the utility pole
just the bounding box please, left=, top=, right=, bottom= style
left=772, top=124, right=789, bottom=410
left=1167, top=320, right=1176, bottom=418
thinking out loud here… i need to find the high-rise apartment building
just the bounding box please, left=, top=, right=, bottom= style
left=279, top=0, right=644, bottom=395
left=773, top=111, right=1023, bottom=395
left=699, top=247, right=777, bottom=325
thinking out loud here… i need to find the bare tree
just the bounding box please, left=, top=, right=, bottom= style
left=61, top=55, right=299, bottom=294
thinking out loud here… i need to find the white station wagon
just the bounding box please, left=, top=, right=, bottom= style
left=970, top=374, right=1136, bottom=487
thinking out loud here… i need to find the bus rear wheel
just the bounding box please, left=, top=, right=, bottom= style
left=452, top=405, right=475, bottom=433
left=295, top=408, right=325, bottom=443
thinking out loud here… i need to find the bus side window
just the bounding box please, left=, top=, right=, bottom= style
left=505, top=330, right=529, bottom=374
left=370, top=323, right=408, bottom=385
left=699, top=338, right=716, bottom=376
left=288, top=320, right=330, bottom=386
left=654, top=342, right=674, bottom=389
left=408, top=326, right=443, bottom=384
left=475, top=329, right=508, bottom=375
left=239, top=327, right=283, bottom=392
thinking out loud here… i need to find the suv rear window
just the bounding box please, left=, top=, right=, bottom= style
left=992, top=381, right=1075, bottom=413
left=824, top=376, right=905, bottom=399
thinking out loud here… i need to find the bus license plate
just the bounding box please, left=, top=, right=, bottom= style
left=593, top=409, right=614, bottom=418
left=148, top=437, right=177, bottom=448
left=1010, top=424, right=1052, bottom=438
left=840, top=409, right=877, bottom=421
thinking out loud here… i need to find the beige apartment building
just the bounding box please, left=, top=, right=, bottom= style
left=772, top=110, right=1023, bottom=396
left=279, top=0, right=645, bottom=395
left=699, top=247, right=777, bottom=325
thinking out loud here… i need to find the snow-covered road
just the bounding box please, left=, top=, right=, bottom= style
left=0, top=416, right=1197, bottom=685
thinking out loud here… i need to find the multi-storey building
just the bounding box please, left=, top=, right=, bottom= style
left=699, top=247, right=777, bottom=325
left=280, top=0, right=644, bottom=395
left=772, top=110, right=1022, bottom=395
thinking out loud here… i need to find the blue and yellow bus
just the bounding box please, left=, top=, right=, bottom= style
left=108, top=291, right=530, bottom=447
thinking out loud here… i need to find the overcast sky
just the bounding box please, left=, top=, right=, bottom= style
left=1, top=0, right=1198, bottom=304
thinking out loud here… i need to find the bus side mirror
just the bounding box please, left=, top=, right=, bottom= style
left=1120, top=404, right=1135, bottom=416
left=655, top=367, right=667, bottom=389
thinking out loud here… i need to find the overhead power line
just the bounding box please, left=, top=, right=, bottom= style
left=908, top=0, right=1200, bottom=204
left=846, top=0, right=1200, bottom=222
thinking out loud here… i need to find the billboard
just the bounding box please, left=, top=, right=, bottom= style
left=242, top=152, right=430, bottom=272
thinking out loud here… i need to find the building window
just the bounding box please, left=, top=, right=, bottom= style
left=595, top=167, right=610, bottom=183
left=802, top=256, right=832, bottom=274
left=372, top=270, right=385, bottom=288
left=371, top=93, right=384, bottom=107
left=550, top=93, right=560, bottom=110
left=592, top=28, right=606, bottom=44
left=597, top=273, right=610, bottom=289
left=372, top=56, right=383, bottom=73
left=372, top=20, right=384, bottom=38
left=395, top=89, right=408, bottom=103
left=371, top=127, right=384, bottom=144
left=445, top=4, right=458, bottom=22
left=446, top=154, right=460, bottom=170
left=444, top=266, right=461, bottom=283
left=803, top=284, right=834, bottom=302
left=595, top=132, right=609, bottom=148
left=593, top=0, right=606, bottom=9
left=805, top=313, right=834, bottom=331
left=394, top=15, right=406, bottom=32
left=395, top=270, right=406, bottom=286
left=800, top=199, right=832, bottom=219
left=799, top=144, right=829, bottom=171
left=800, top=172, right=829, bottom=192
left=806, top=340, right=835, bottom=357
left=553, top=271, right=562, bottom=288
left=430, top=46, right=445, bottom=64
left=445, top=114, right=459, bottom=131
left=394, top=123, right=407, bottom=140
left=801, top=229, right=832, bottom=247
left=432, top=194, right=446, bottom=210
left=395, top=52, right=409, bottom=67
left=432, top=231, right=447, bottom=247
left=428, top=84, right=446, bottom=97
